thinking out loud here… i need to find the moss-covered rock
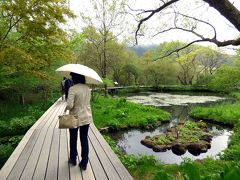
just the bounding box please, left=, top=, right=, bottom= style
left=141, top=121, right=213, bottom=156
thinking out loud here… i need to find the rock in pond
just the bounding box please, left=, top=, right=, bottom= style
left=140, top=120, right=213, bottom=156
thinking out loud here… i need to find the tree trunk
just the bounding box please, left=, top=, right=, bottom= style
left=203, top=0, right=240, bottom=31
left=20, top=95, right=25, bottom=105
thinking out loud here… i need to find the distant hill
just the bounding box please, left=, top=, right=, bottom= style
left=129, top=45, right=157, bottom=56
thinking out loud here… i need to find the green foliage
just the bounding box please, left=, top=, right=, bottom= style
left=221, top=163, right=240, bottom=180
left=102, top=78, right=114, bottom=87
left=209, top=64, right=240, bottom=92
left=0, top=135, right=23, bottom=148
left=195, top=74, right=213, bottom=86
left=221, top=144, right=240, bottom=161
left=152, top=170, right=172, bottom=180
left=220, top=123, right=240, bottom=161
left=0, top=121, right=11, bottom=136
left=10, top=116, right=35, bottom=134
left=120, top=154, right=138, bottom=170
left=120, top=155, right=162, bottom=180
left=0, top=0, right=75, bottom=98
left=229, top=91, right=240, bottom=100
left=190, top=102, right=240, bottom=125
left=190, top=97, right=240, bottom=164
left=8, top=136, right=23, bottom=148
left=92, top=95, right=171, bottom=129
left=0, top=94, right=58, bottom=168
left=77, top=0, right=129, bottom=81
left=0, top=144, right=14, bottom=168
left=146, top=121, right=209, bottom=146
left=0, top=116, right=35, bottom=136
left=122, top=64, right=139, bottom=85
left=181, top=161, right=201, bottom=180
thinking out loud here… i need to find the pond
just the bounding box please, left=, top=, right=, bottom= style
left=108, top=92, right=232, bottom=164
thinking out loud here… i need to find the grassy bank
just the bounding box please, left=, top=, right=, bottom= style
left=190, top=91, right=240, bottom=126
left=190, top=102, right=240, bottom=125
left=104, top=135, right=240, bottom=180
left=92, top=95, right=171, bottom=130
left=189, top=92, right=240, bottom=170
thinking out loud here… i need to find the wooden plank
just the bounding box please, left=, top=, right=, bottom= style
left=34, top=99, right=63, bottom=130
left=90, top=124, right=133, bottom=180
left=44, top=129, right=60, bottom=180
left=32, top=103, right=66, bottom=180
left=19, top=103, right=65, bottom=180
left=0, top=99, right=61, bottom=179
left=1, top=98, right=133, bottom=180
left=88, top=138, right=108, bottom=180
left=88, top=129, right=121, bottom=180
left=6, top=130, right=40, bottom=180
left=66, top=130, right=83, bottom=180
left=75, top=131, right=95, bottom=180
left=36, top=100, right=64, bottom=130
left=58, top=129, right=70, bottom=180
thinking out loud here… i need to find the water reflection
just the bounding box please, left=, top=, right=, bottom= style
left=109, top=125, right=231, bottom=164
left=108, top=92, right=232, bottom=164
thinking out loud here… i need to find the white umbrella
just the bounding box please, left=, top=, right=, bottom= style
left=56, top=64, right=103, bottom=84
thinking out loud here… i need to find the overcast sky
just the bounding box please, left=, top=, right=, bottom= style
left=68, top=0, right=240, bottom=53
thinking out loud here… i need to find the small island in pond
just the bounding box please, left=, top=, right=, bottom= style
left=141, top=121, right=213, bottom=156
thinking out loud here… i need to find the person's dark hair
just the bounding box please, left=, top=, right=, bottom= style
left=70, top=72, right=86, bottom=84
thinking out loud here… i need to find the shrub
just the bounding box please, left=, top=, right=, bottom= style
left=10, top=116, right=35, bottom=135
left=0, top=144, right=14, bottom=168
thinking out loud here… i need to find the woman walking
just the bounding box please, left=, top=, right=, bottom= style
left=66, top=72, right=93, bottom=170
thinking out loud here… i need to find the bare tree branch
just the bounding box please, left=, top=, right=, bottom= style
left=153, top=36, right=240, bottom=61
left=135, top=0, right=180, bottom=44
left=134, top=0, right=240, bottom=50
left=153, top=27, right=205, bottom=39
left=175, top=12, right=217, bottom=38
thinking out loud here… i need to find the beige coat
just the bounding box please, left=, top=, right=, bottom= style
left=66, top=84, right=93, bottom=126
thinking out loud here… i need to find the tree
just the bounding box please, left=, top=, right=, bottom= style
left=80, top=0, right=127, bottom=79
left=109, top=45, right=136, bottom=85
left=209, top=49, right=240, bottom=91
left=122, top=64, right=139, bottom=85
left=138, top=51, right=153, bottom=85
left=132, top=0, right=240, bottom=57
left=80, top=0, right=128, bottom=95
left=0, top=0, right=75, bottom=103
left=176, top=51, right=199, bottom=85
left=197, top=48, right=230, bottom=75
left=210, top=64, right=240, bottom=91
left=70, top=27, right=135, bottom=87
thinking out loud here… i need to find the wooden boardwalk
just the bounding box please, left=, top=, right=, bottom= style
left=0, top=99, right=133, bottom=180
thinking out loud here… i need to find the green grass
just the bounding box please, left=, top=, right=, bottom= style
left=230, top=91, right=240, bottom=100
left=190, top=102, right=240, bottom=125
left=91, top=95, right=171, bottom=129
left=189, top=95, right=240, bottom=174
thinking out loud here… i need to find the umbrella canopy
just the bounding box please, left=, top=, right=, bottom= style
left=56, top=64, right=103, bottom=84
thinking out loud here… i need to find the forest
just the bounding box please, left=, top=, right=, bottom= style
left=1, top=0, right=240, bottom=179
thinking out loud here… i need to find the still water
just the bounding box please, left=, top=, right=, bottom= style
left=108, top=92, right=232, bottom=164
